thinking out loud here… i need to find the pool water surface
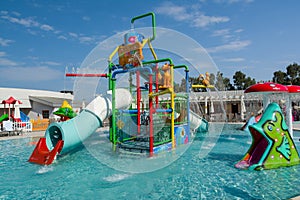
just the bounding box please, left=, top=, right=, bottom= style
left=0, top=124, right=300, bottom=199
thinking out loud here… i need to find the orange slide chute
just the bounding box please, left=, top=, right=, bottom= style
left=28, top=138, right=64, bottom=165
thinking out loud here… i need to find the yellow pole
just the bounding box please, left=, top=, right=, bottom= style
left=170, top=64, right=175, bottom=149
left=147, top=40, right=158, bottom=60
left=108, top=46, right=119, bottom=62
left=141, top=38, right=148, bottom=48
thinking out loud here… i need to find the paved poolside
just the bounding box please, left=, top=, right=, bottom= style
left=0, top=131, right=44, bottom=141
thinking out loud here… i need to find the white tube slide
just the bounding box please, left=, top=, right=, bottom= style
left=189, top=110, right=208, bottom=133
left=45, top=88, right=132, bottom=154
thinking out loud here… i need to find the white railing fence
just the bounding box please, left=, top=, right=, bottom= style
left=13, top=121, right=32, bottom=132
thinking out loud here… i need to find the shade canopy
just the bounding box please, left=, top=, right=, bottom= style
left=244, top=82, right=288, bottom=94
left=1, top=96, right=22, bottom=104
left=287, top=85, right=300, bottom=93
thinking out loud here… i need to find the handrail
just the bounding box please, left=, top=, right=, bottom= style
left=131, top=12, right=156, bottom=42
left=174, top=64, right=189, bottom=71
left=142, top=58, right=173, bottom=66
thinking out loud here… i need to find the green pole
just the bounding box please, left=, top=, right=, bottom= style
left=108, top=62, right=114, bottom=90
left=142, top=58, right=173, bottom=66
left=111, top=78, right=117, bottom=145
left=173, top=64, right=189, bottom=71
left=131, top=12, right=156, bottom=42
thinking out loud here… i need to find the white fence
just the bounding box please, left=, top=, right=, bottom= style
left=13, top=121, right=32, bottom=132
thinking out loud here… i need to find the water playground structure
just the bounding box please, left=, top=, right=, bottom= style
left=29, top=12, right=209, bottom=165
left=235, top=82, right=300, bottom=170
left=28, top=13, right=300, bottom=172
left=0, top=96, right=31, bottom=135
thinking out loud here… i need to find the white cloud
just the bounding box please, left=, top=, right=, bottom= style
left=58, top=35, right=67, bottom=40
left=42, top=61, right=61, bottom=66
left=211, top=28, right=244, bottom=42
left=208, top=40, right=251, bottom=53
left=212, top=29, right=231, bottom=37
left=40, top=24, right=54, bottom=31
left=155, top=2, right=229, bottom=28
left=214, top=0, right=254, bottom=3
left=1, top=15, right=39, bottom=27
left=235, top=29, right=244, bottom=33
left=82, top=16, right=90, bottom=21
left=1, top=11, right=96, bottom=45
left=1, top=11, right=56, bottom=34
left=69, top=32, right=78, bottom=38
left=0, top=51, right=18, bottom=66
left=192, top=14, right=229, bottom=28
left=222, top=57, right=245, bottom=62
left=0, top=66, right=61, bottom=81
left=0, top=57, right=18, bottom=66
left=0, top=51, right=6, bottom=57
left=155, top=2, right=192, bottom=21
left=79, top=36, right=94, bottom=44
left=0, top=37, right=14, bottom=46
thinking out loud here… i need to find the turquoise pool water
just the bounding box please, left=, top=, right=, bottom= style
left=1, top=124, right=300, bottom=199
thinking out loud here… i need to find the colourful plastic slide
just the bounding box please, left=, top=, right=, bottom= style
left=0, top=113, right=8, bottom=122
left=20, top=111, right=30, bottom=122
left=28, top=88, right=132, bottom=165
left=235, top=103, right=300, bottom=170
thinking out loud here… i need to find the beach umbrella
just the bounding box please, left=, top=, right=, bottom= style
left=210, top=98, right=214, bottom=113
left=14, top=101, right=21, bottom=120
left=241, top=96, right=246, bottom=120
left=204, top=97, right=208, bottom=114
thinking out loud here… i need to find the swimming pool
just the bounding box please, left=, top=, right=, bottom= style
left=1, top=124, right=299, bottom=199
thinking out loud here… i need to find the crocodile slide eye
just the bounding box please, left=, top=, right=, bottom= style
left=268, top=125, right=273, bottom=131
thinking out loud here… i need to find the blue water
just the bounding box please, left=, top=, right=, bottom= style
left=1, top=124, right=300, bottom=199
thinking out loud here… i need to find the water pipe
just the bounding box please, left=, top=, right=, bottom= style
left=154, top=109, right=173, bottom=113
left=65, top=73, right=107, bottom=77
left=136, top=70, right=141, bottom=134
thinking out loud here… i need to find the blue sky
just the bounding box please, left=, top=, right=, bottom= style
left=0, top=0, right=299, bottom=91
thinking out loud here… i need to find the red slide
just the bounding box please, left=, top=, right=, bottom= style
left=28, top=138, right=64, bottom=165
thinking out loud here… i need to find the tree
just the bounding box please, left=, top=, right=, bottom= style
left=209, top=73, right=215, bottom=86
left=272, top=70, right=288, bottom=84
left=233, top=71, right=246, bottom=90
left=272, top=63, right=300, bottom=85
left=232, top=70, right=256, bottom=90
left=244, top=77, right=256, bottom=89
left=177, top=78, right=186, bottom=92
left=215, top=71, right=225, bottom=90
left=223, top=77, right=234, bottom=90
left=286, top=63, right=300, bottom=84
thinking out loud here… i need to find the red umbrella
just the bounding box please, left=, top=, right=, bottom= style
left=244, top=82, right=288, bottom=93
left=286, top=85, right=300, bottom=93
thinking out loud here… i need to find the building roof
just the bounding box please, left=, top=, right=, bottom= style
left=0, top=87, right=74, bottom=108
